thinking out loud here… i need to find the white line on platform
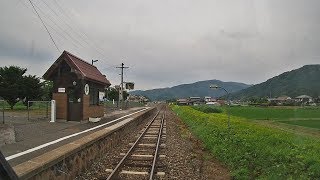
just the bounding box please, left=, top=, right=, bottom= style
left=5, top=107, right=149, bottom=161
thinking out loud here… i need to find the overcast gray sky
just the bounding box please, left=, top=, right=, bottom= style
left=1, top=0, right=319, bottom=90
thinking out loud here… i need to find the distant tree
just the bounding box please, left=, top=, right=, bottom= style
left=106, top=87, right=128, bottom=101
left=21, top=75, right=43, bottom=106
left=0, top=66, right=26, bottom=109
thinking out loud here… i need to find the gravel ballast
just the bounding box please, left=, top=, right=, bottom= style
left=76, top=106, right=230, bottom=179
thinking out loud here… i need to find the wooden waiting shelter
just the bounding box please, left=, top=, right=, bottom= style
left=43, top=50, right=111, bottom=121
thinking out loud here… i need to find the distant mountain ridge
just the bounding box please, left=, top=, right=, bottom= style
left=229, top=64, right=320, bottom=99
left=130, top=80, right=250, bottom=101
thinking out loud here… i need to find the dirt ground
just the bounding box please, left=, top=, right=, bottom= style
left=76, top=106, right=230, bottom=180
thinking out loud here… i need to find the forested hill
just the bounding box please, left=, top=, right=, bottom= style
left=229, top=65, right=320, bottom=99
left=130, top=80, right=250, bottom=101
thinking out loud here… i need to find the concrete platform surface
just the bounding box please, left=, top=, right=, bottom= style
left=0, top=107, right=148, bottom=166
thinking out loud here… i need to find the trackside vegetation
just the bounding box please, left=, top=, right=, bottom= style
left=192, top=105, right=223, bottom=114
left=171, top=105, right=320, bottom=179
left=228, top=106, right=320, bottom=121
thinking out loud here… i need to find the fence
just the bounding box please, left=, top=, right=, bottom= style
left=27, top=101, right=51, bottom=121
left=103, top=100, right=145, bottom=114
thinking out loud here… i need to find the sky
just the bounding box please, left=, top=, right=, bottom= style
left=1, top=0, right=320, bottom=90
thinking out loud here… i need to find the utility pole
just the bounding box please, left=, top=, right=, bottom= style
left=116, top=63, right=129, bottom=110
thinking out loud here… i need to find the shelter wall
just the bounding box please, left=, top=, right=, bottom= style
left=53, top=93, right=67, bottom=119
left=83, top=95, right=104, bottom=120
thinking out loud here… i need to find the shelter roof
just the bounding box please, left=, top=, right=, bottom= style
left=43, top=51, right=111, bottom=86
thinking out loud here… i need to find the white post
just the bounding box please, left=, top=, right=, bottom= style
left=50, top=100, right=56, bottom=123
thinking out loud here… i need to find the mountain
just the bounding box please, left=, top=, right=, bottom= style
left=130, top=80, right=250, bottom=101
left=229, top=65, right=320, bottom=100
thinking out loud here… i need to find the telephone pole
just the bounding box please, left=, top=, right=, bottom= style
left=116, top=63, right=129, bottom=110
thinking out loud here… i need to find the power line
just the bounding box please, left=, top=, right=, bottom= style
left=37, top=1, right=86, bottom=48
left=18, top=0, right=83, bottom=55
left=27, top=0, right=119, bottom=70
left=39, top=0, right=117, bottom=68
left=28, top=0, right=60, bottom=53
left=46, top=0, right=107, bottom=56
left=51, top=0, right=115, bottom=62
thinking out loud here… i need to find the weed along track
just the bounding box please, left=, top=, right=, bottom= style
left=105, top=107, right=167, bottom=180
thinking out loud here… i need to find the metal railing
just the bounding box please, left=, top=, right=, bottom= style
left=27, top=101, right=51, bottom=121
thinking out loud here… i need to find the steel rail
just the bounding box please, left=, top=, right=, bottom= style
left=149, top=112, right=165, bottom=180
left=106, top=109, right=162, bottom=180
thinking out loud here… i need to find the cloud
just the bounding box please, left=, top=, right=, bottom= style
left=1, top=0, right=320, bottom=90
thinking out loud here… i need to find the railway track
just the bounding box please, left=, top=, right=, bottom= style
left=105, top=107, right=167, bottom=180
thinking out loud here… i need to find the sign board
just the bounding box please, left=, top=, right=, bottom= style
left=58, top=88, right=65, bottom=93
left=84, top=84, right=90, bottom=95
left=125, top=82, right=135, bottom=90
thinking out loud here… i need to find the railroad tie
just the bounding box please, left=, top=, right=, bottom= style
left=105, top=169, right=166, bottom=176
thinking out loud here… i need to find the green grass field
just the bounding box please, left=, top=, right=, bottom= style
left=171, top=105, right=320, bottom=179
left=279, top=119, right=320, bottom=129
left=228, top=106, right=320, bottom=121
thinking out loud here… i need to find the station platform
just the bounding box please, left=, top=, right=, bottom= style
left=0, top=107, right=148, bottom=167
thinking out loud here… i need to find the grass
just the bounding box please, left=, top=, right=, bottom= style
left=280, top=120, right=320, bottom=129
left=171, top=105, right=320, bottom=179
left=228, top=106, right=320, bottom=121
left=192, top=105, right=223, bottom=113
left=0, top=100, right=51, bottom=110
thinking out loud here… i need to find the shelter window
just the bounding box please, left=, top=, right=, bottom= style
left=90, top=87, right=99, bottom=105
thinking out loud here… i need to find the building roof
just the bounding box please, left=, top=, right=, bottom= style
left=276, top=96, right=291, bottom=101
left=295, top=95, right=312, bottom=99
left=43, top=51, right=111, bottom=86
left=177, top=99, right=188, bottom=102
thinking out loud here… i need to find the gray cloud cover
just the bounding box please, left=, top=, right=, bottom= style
left=1, top=0, right=319, bottom=90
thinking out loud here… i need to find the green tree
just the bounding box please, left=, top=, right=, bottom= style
left=0, top=66, right=26, bottom=109
left=0, top=66, right=43, bottom=109
left=106, top=87, right=128, bottom=101
left=21, top=75, right=43, bottom=106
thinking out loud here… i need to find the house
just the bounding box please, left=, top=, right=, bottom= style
left=127, top=94, right=149, bottom=103
left=295, top=95, right=313, bottom=103
left=206, top=101, right=221, bottom=106
left=276, top=96, right=292, bottom=101
left=188, top=97, right=202, bottom=105
left=177, top=98, right=189, bottom=105
left=43, top=50, right=111, bottom=121
left=268, top=95, right=293, bottom=105
left=204, top=96, right=216, bottom=102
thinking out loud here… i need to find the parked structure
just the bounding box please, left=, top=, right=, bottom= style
left=43, top=51, right=111, bottom=121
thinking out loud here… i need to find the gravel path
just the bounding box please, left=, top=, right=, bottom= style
left=76, top=106, right=230, bottom=179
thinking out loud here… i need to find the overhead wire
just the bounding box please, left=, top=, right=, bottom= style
left=18, top=0, right=83, bottom=55
left=27, top=0, right=60, bottom=53
left=50, top=0, right=116, bottom=64
left=52, top=0, right=107, bottom=53
left=23, top=0, right=121, bottom=76
left=38, top=0, right=86, bottom=48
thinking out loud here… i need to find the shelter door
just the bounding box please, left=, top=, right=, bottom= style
left=67, top=88, right=82, bottom=121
